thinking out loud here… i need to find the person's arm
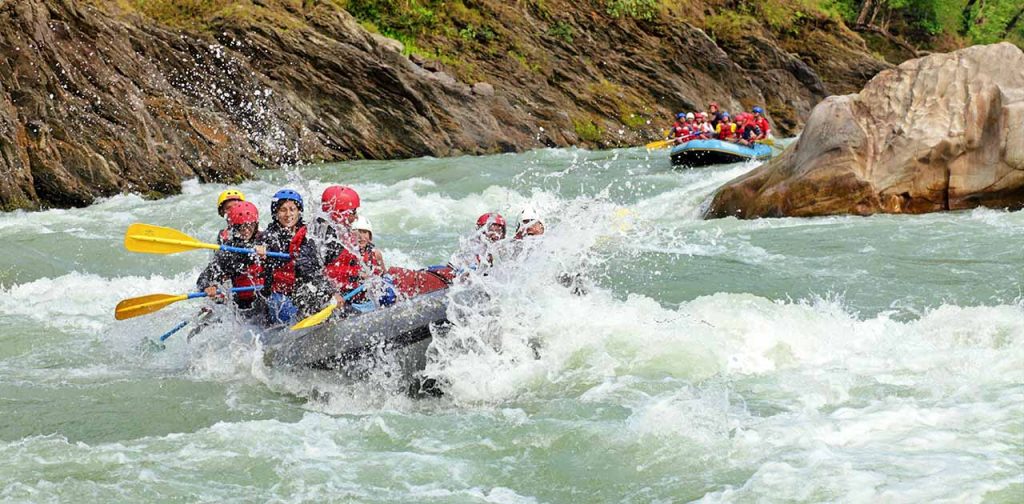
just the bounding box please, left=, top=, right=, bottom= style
left=196, top=249, right=234, bottom=297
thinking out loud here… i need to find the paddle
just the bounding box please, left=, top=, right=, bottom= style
left=644, top=138, right=673, bottom=150
left=755, top=137, right=782, bottom=151
left=124, top=223, right=290, bottom=259
left=115, top=286, right=259, bottom=320
left=289, top=285, right=366, bottom=331
left=156, top=306, right=216, bottom=343
left=644, top=128, right=676, bottom=150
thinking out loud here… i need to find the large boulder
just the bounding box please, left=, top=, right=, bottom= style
left=704, top=43, right=1024, bottom=219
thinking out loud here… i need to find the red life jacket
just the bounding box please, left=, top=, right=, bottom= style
left=324, top=246, right=362, bottom=292
left=361, top=244, right=383, bottom=276
left=233, top=262, right=263, bottom=301
left=270, top=226, right=306, bottom=295
left=717, top=123, right=736, bottom=140
left=754, top=116, right=771, bottom=136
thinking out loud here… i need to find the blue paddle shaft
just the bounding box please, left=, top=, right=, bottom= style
left=160, top=286, right=260, bottom=342
left=221, top=245, right=290, bottom=260
left=189, top=286, right=260, bottom=299
left=159, top=320, right=189, bottom=341
left=342, top=285, right=366, bottom=301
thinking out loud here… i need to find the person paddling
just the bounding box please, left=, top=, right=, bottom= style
left=196, top=200, right=264, bottom=320
left=514, top=206, right=545, bottom=240
left=215, top=189, right=246, bottom=245
left=353, top=216, right=385, bottom=276
left=716, top=112, right=737, bottom=142
left=708, top=102, right=724, bottom=128
left=350, top=215, right=396, bottom=309
left=450, top=212, right=507, bottom=272
left=313, top=185, right=369, bottom=307
left=255, top=189, right=329, bottom=325
left=750, top=106, right=771, bottom=141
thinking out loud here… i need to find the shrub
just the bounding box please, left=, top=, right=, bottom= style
left=573, top=118, right=603, bottom=142
left=604, top=0, right=659, bottom=21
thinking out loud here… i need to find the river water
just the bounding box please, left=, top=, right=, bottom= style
left=0, top=148, right=1021, bottom=502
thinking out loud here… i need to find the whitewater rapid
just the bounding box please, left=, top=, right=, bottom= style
left=0, top=148, right=1021, bottom=502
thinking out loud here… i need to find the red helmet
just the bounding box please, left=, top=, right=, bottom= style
left=476, top=212, right=506, bottom=228
left=321, top=185, right=360, bottom=214
left=226, top=201, right=259, bottom=225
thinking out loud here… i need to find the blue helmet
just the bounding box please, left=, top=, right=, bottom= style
left=271, top=189, right=303, bottom=213
left=676, top=112, right=686, bottom=120
left=752, top=106, right=764, bottom=114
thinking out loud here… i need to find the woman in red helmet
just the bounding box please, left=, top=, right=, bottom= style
left=196, top=201, right=265, bottom=318
left=312, top=185, right=367, bottom=301
left=449, top=212, right=507, bottom=272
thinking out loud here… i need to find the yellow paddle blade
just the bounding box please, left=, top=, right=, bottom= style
left=115, top=293, right=190, bottom=320
left=644, top=139, right=672, bottom=150
left=755, top=137, right=776, bottom=146
left=124, top=223, right=218, bottom=255
left=290, top=301, right=338, bottom=331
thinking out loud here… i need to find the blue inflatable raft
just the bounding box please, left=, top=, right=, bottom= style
left=670, top=139, right=773, bottom=167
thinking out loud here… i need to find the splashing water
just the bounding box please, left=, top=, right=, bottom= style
left=0, top=148, right=1021, bottom=502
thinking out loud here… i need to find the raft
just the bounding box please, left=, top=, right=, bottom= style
left=260, top=266, right=454, bottom=380
left=669, top=139, right=772, bottom=167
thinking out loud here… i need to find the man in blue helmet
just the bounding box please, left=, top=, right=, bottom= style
left=668, top=112, right=691, bottom=143
left=750, top=106, right=771, bottom=141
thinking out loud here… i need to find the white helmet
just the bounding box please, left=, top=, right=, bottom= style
left=351, top=215, right=373, bottom=235
left=685, top=112, right=695, bottom=120
left=518, top=206, right=543, bottom=226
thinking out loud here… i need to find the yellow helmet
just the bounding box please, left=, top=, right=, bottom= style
left=217, top=189, right=246, bottom=216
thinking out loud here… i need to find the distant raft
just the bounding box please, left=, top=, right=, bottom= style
left=669, top=139, right=773, bottom=167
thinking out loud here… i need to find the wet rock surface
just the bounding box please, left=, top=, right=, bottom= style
left=704, top=43, right=1024, bottom=219
left=0, top=0, right=889, bottom=210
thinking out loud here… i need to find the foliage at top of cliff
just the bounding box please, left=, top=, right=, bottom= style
left=98, top=0, right=1023, bottom=56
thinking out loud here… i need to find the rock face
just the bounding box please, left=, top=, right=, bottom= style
left=0, top=0, right=890, bottom=211
left=704, top=43, right=1024, bottom=219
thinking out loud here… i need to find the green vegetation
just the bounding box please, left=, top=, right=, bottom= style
left=548, top=21, right=575, bottom=44
left=823, top=0, right=1023, bottom=49
left=573, top=118, right=603, bottom=142
left=603, top=0, right=660, bottom=21
left=127, top=0, right=233, bottom=28
left=620, top=112, right=648, bottom=129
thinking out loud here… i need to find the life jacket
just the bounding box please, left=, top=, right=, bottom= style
left=361, top=243, right=384, bottom=276
left=754, top=116, right=771, bottom=135
left=324, top=245, right=362, bottom=292
left=232, top=262, right=263, bottom=301
left=670, top=122, right=688, bottom=138
left=270, top=226, right=307, bottom=295
left=717, top=123, right=736, bottom=140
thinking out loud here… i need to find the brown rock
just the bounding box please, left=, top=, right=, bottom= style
left=472, top=82, right=495, bottom=97
left=704, top=43, right=1024, bottom=219
left=0, top=0, right=893, bottom=211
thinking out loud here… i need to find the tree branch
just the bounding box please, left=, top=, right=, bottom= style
left=851, top=23, right=923, bottom=57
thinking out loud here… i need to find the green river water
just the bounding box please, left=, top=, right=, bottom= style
left=0, top=148, right=1021, bottom=502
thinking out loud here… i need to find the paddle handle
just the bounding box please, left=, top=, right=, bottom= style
left=192, top=286, right=261, bottom=298
left=221, top=245, right=290, bottom=260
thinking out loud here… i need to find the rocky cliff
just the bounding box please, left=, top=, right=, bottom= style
left=0, top=0, right=891, bottom=210
left=703, top=43, right=1024, bottom=219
